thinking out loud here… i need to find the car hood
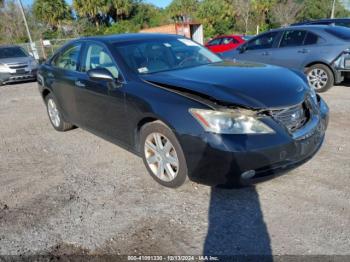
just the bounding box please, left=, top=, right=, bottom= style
left=141, top=61, right=309, bottom=109
left=0, top=56, right=31, bottom=65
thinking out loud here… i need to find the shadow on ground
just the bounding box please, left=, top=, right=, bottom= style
left=204, top=186, right=272, bottom=258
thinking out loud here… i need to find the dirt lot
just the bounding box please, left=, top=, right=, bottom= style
left=0, top=81, right=349, bottom=257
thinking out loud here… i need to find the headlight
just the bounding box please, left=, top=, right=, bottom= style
left=189, top=108, right=275, bottom=134
left=0, top=63, right=8, bottom=72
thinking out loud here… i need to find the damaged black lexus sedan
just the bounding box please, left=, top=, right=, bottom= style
left=37, top=34, right=329, bottom=188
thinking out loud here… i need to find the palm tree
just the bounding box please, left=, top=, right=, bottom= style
left=33, top=0, right=71, bottom=29
left=73, top=0, right=109, bottom=27
left=108, top=0, right=134, bottom=21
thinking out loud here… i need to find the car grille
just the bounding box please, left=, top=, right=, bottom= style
left=8, top=63, right=28, bottom=69
left=270, top=100, right=310, bottom=132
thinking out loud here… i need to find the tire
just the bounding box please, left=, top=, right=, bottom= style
left=305, top=64, right=334, bottom=93
left=45, top=93, right=74, bottom=132
left=140, top=121, right=188, bottom=188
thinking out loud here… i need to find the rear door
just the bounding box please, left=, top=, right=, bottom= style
left=269, top=30, right=322, bottom=70
left=74, top=41, right=130, bottom=145
left=48, top=42, right=83, bottom=124
left=233, top=31, right=280, bottom=64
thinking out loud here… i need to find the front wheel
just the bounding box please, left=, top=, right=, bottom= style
left=45, top=93, right=74, bottom=132
left=305, top=64, right=334, bottom=93
left=140, top=121, right=188, bottom=188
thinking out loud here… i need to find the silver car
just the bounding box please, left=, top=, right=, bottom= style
left=0, top=45, right=38, bottom=85
left=220, top=25, right=350, bottom=92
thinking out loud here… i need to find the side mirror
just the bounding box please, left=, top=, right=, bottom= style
left=87, top=68, right=114, bottom=82
left=239, top=45, right=247, bottom=53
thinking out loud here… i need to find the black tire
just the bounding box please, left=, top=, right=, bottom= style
left=305, top=64, right=334, bottom=93
left=45, top=93, right=74, bottom=132
left=140, top=121, right=188, bottom=188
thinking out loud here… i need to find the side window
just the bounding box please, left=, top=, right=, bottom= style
left=222, top=37, right=238, bottom=45
left=52, top=44, right=81, bottom=71
left=280, top=30, right=307, bottom=48
left=83, top=44, right=119, bottom=78
left=304, top=32, right=319, bottom=45
left=208, top=38, right=222, bottom=46
left=246, top=32, right=279, bottom=50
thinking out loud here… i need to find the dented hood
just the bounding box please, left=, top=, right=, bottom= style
left=141, top=61, right=309, bottom=109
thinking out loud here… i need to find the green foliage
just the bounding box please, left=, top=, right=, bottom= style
left=104, top=20, right=139, bottom=34
left=298, top=0, right=350, bottom=21
left=197, top=0, right=234, bottom=38
left=167, top=0, right=199, bottom=19
left=33, top=0, right=71, bottom=28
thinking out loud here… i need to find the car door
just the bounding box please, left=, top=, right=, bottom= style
left=206, top=37, right=223, bottom=53
left=219, top=37, right=240, bottom=52
left=269, top=30, right=321, bottom=70
left=233, top=31, right=280, bottom=64
left=48, top=42, right=83, bottom=124
left=74, top=42, right=130, bottom=145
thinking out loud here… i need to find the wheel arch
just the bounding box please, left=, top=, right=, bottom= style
left=304, top=61, right=336, bottom=80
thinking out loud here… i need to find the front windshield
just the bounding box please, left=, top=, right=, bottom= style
left=0, top=47, right=28, bottom=59
left=114, top=38, right=222, bottom=74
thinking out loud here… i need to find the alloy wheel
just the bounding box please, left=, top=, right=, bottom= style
left=47, top=98, right=61, bottom=127
left=307, top=68, right=328, bottom=90
left=144, top=132, right=179, bottom=182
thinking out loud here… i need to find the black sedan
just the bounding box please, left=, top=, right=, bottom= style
left=37, top=34, right=329, bottom=188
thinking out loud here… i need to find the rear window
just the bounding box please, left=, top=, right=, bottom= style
left=0, top=47, right=28, bottom=59
left=325, top=27, right=350, bottom=40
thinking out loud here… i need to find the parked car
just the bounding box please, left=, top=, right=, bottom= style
left=220, top=25, right=350, bottom=92
left=292, top=18, right=350, bottom=28
left=205, top=35, right=247, bottom=53
left=37, top=34, right=329, bottom=188
left=0, top=45, right=38, bottom=85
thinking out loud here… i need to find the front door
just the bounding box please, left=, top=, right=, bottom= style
left=234, top=31, right=280, bottom=64
left=75, top=42, right=130, bottom=145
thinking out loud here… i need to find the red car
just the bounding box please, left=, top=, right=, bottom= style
left=205, top=35, right=249, bottom=53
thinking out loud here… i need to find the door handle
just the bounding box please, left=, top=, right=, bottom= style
left=298, top=49, right=309, bottom=54
left=75, top=80, right=85, bottom=87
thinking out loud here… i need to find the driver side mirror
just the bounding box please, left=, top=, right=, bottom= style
left=87, top=68, right=114, bottom=82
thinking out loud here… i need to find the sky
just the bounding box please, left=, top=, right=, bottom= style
left=21, top=0, right=172, bottom=8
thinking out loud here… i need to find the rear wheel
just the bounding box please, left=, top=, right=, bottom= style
left=306, top=64, right=334, bottom=93
left=140, top=121, right=188, bottom=188
left=45, top=93, right=74, bottom=132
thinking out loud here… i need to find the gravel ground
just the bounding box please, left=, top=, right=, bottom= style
left=0, top=82, right=349, bottom=257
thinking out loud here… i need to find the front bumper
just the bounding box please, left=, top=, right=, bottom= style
left=179, top=96, right=329, bottom=187
left=0, top=70, right=37, bottom=84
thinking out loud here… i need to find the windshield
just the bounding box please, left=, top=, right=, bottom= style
left=114, top=38, right=222, bottom=74
left=0, top=47, right=28, bottom=59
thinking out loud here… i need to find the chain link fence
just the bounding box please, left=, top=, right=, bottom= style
left=17, top=38, right=76, bottom=61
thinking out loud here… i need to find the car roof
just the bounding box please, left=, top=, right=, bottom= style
left=268, top=25, right=334, bottom=32
left=292, top=18, right=350, bottom=25
left=0, top=45, right=22, bottom=49
left=77, top=33, right=182, bottom=44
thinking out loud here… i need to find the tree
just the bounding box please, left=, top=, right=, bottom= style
left=253, top=0, right=276, bottom=31
left=33, top=0, right=71, bottom=29
left=108, top=0, right=135, bottom=21
left=168, top=0, right=199, bottom=21
left=298, top=0, right=350, bottom=20
left=197, top=0, right=234, bottom=38
left=271, top=0, right=302, bottom=26
left=233, top=0, right=254, bottom=33
left=73, top=0, right=109, bottom=27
